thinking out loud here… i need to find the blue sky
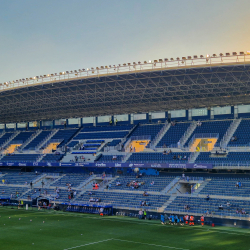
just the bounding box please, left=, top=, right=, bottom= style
left=0, top=0, right=250, bottom=83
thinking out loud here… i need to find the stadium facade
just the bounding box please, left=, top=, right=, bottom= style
left=1, top=52, right=250, bottom=227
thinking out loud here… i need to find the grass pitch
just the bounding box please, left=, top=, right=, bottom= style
left=0, top=207, right=249, bottom=250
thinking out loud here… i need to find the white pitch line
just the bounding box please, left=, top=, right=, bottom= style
left=113, top=239, right=189, bottom=250
left=63, top=238, right=113, bottom=250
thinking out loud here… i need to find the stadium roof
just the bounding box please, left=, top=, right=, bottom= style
left=1, top=54, right=250, bottom=123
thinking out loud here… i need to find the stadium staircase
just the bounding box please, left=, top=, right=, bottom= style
left=161, top=177, right=180, bottom=194
left=1, top=131, right=21, bottom=149
left=150, top=121, right=171, bottom=148
left=180, top=121, right=197, bottom=148
left=37, top=129, right=59, bottom=150
left=220, top=118, right=242, bottom=148
left=158, top=196, right=177, bottom=212
left=122, top=152, right=133, bottom=163
left=188, top=151, right=200, bottom=163
left=21, top=130, right=42, bottom=150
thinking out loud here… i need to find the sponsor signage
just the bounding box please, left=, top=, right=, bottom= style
left=0, top=161, right=213, bottom=169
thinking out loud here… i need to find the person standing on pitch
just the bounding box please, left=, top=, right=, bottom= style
left=161, top=214, right=165, bottom=225
left=200, top=215, right=205, bottom=226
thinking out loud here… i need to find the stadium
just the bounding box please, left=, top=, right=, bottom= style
left=0, top=51, right=250, bottom=249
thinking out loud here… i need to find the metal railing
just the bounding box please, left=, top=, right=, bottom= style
left=1, top=54, right=250, bottom=92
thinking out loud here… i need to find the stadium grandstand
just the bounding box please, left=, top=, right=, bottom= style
left=1, top=52, right=250, bottom=229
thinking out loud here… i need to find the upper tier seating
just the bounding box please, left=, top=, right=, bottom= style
left=157, top=122, right=190, bottom=147
left=166, top=196, right=250, bottom=217
left=200, top=178, right=250, bottom=197
left=127, top=152, right=190, bottom=163
left=0, top=132, right=14, bottom=146
left=228, top=120, right=250, bottom=146
left=82, top=125, right=133, bottom=132
left=97, top=155, right=123, bottom=162
left=74, top=131, right=128, bottom=140
left=23, top=131, right=51, bottom=150
left=107, top=139, right=121, bottom=147
left=109, top=175, right=175, bottom=192
left=51, top=129, right=78, bottom=147
left=0, top=154, right=40, bottom=162
left=185, top=120, right=232, bottom=146
left=10, top=131, right=33, bottom=144
left=1, top=172, right=40, bottom=184
left=195, top=152, right=250, bottom=165
left=67, top=141, right=79, bottom=148
left=127, top=124, right=164, bottom=145
left=40, top=154, right=63, bottom=162
left=51, top=174, right=89, bottom=187
left=74, top=191, right=170, bottom=210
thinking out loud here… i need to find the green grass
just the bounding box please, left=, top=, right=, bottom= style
left=0, top=207, right=249, bottom=250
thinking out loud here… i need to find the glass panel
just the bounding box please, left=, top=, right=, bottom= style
left=82, top=117, right=94, bottom=124
left=0, top=124, right=5, bottom=129
left=68, top=118, right=80, bottom=125
left=213, top=106, right=231, bottom=115
left=6, top=123, right=15, bottom=129
left=42, top=120, right=53, bottom=126
left=55, top=119, right=66, bottom=125
left=133, top=114, right=146, bottom=120
left=116, top=114, right=128, bottom=121
left=238, top=104, right=250, bottom=113
left=97, top=115, right=111, bottom=123
left=151, top=112, right=165, bottom=119
left=191, top=108, right=207, bottom=116
left=29, top=121, right=38, bottom=127
left=170, top=109, right=186, bottom=118
left=17, top=123, right=26, bottom=128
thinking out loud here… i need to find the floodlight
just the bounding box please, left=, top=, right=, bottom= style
left=82, top=69, right=85, bottom=71
left=133, top=62, right=136, bottom=65
left=232, top=52, right=237, bottom=55
left=182, top=57, right=186, bottom=60
left=164, top=58, right=168, bottom=61
left=47, top=74, right=50, bottom=76
left=66, top=71, right=69, bottom=74
left=212, top=54, right=217, bottom=57
left=206, top=54, right=210, bottom=58
left=86, top=68, right=89, bottom=71
left=109, top=65, right=112, bottom=68
left=33, top=77, right=36, bottom=79
left=159, top=59, right=163, bottom=62
left=26, top=78, right=29, bottom=80
left=74, top=70, right=77, bottom=73
left=193, top=55, right=198, bottom=59
left=36, top=76, right=39, bottom=78
left=176, top=57, right=180, bottom=60
left=187, top=56, right=192, bottom=59
left=226, top=53, right=230, bottom=56
left=16, top=80, right=19, bottom=82
left=128, top=63, right=131, bottom=65
left=239, top=52, right=244, bottom=55
left=51, top=74, right=54, bottom=76
left=154, top=60, right=158, bottom=63
left=170, top=58, right=174, bottom=61
left=219, top=53, right=223, bottom=56
left=144, top=61, right=147, bottom=64
left=101, top=66, right=104, bottom=69
left=96, top=67, right=99, bottom=69
left=123, top=63, right=126, bottom=66
left=118, top=64, right=121, bottom=66
left=200, top=55, right=204, bottom=58
left=148, top=60, right=151, bottom=63
left=138, top=61, right=141, bottom=64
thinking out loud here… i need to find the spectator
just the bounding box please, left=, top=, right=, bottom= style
left=218, top=204, right=223, bottom=210
left=112, top=155, right=117, bottom=160
left=143, top=191, right=149, bottom=196
left=206, top=194, right=210, bottom=201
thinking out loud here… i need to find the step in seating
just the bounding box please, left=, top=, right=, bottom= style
left=200, top=178, right=250, bottom=197
left=74, top=191, right=170, bottom=210
left=97, top=155, right=123, bottom=162
left=51, top=129, right=78, bottom=148
left=157, top=123, right=190, bottom=147
left=40, top=154, right=63, bottom=162
left=1, top=172, right=40, bottom=185
left=127, top=152, right=191, bottom=163
left=185, top=120, right=231, bottom=146
left=128, top=124, right=164, bottom=142
left=109, top=175, right=175, bottom=192
left=228, top=120, right=250, bottom=146
left=166, top=196, right=250, bottom=217
left=0, top=186, right=29, bottom=198
left=0, top=154, right=41, bottom=162
left=51, top=174, right=89, bottom=188
left=195, top=152, right=250, bottom=165
left=0, top=132, right=15, bottom=146
left=23, top=131, right=51, bottom=150
left=9, top=131, right=34, bottom=145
